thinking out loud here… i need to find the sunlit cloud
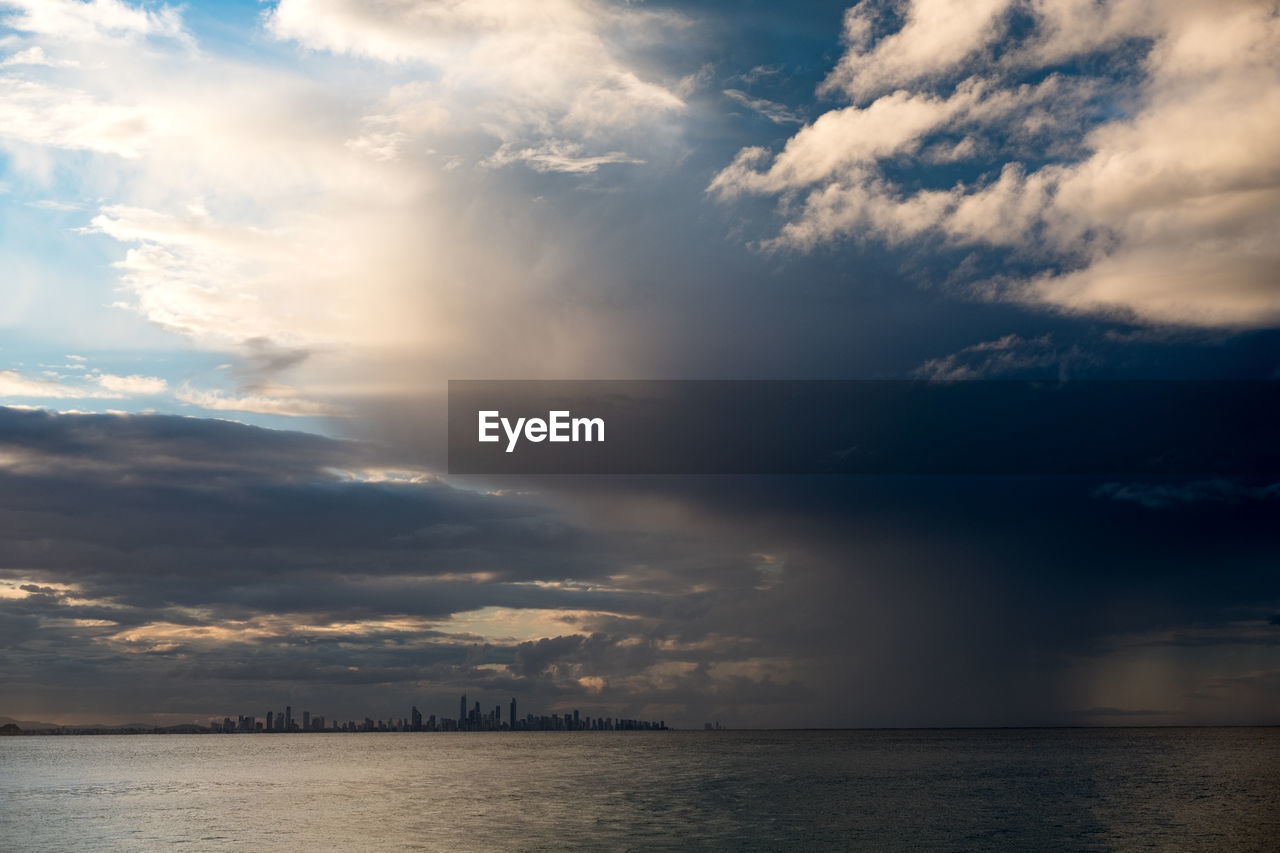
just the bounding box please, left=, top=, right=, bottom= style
left=175, top=384, right=346, bottom=418
left=711, top=0, right=1280, bottom=328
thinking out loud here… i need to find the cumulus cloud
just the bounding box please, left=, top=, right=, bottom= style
left=710, top=0, right=1280, bottom=329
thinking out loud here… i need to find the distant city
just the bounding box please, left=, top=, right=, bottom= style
left=0, top=695, right=670, bottom=735
left=214, top=695, right=666, bottom=735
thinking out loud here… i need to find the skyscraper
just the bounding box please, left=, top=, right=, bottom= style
left=510, top=697, right=517, bottom=731
left=459, top=694, right=466, bottom=730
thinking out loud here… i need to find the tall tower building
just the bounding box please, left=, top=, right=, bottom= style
left=510, top=697, right=517, bottom=731
left=285, top=705, right=293, bottom=731
left=460, top=694, right=466, bottom=729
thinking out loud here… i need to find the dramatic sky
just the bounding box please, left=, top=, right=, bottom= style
left=1, top=0, right=1277, bottom=728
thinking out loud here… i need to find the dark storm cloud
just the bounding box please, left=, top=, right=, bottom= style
left=3, top=405, right=1278, bottom=727
left=0, top=408, right=790, bottom=724
left=506, top=471, right=1280, bottom=724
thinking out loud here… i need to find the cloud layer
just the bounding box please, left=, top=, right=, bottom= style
left=3, top=408, right=1277, bottom=727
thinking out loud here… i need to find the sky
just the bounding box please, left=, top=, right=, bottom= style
left=0, top=0, right=1277, bottom=728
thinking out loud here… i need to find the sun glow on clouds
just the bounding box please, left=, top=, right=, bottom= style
left=0, top=579, right=78, bottom=599
left=447, top=606, right=637, bottom=643
left=104, top=615, right=468, bottom=652
left=0, top=0, right=695, bottom=424
left=0, top=368, right=165, bottom=399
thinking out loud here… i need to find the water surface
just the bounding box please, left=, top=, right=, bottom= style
left=2, top=728, right=1276, bottom=851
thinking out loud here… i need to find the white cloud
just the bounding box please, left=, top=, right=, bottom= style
left=0, top=369, right=165, bottom=399
left=0, top=369, right=84, bottom=399
left=86, top=204, right=374, bottom=349
left=710, top=0, right=1280, bottom=329
left=93, top=373, right=167, bottom=395
left=0, top=0, right=187, bottom=45
left=175, top=385, right=346, bottom=418
left=0, top=77, right=152, bottom=158
left=267, top=0, right=686, bottom=168
left=0, top=45, right=79, bottom=68
left=820, top=0, right=1013, bottom=102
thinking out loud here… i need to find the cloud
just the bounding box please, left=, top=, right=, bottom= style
left=0, top=0, right=696, bottom=414
left=0, top=46, right=79, bottom=68
left=912, top=333, right=1092, bottom=380
left=0, top=369, right=85, bottom=399
left=1094, top=479, right=1280, bottom=510
left=0, top=408, right=792, bottom=724
left=1, top=369, right=165, bottom=401
left=267, top=0, right=687, bottom=164
left=0, top=369, right=164, bottom=400
left=0, top=0, right=187, bottom=45
left=722, top=89, right=802, bottom=125
left=480, top=141, right=644, bottom=174
left=175, top=384, right=346, bottom=418
left=2, top=2, right=1277, bottom=730
left=3, top=408, right=1279, bottom=726
left=710, top=0, right=1280, bottom=329
left=0, top=76, right=152, bottom=157
left=93, top=373, right=166, bottom=395
left=820, top=0, right=1014, bottom=102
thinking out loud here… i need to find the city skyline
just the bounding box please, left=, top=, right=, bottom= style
left=1, top=693, right=669, bottom=734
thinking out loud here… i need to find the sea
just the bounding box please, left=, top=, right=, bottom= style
left=1, top=728, right=1276, bottom=851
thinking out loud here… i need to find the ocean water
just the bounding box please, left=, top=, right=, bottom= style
left=1, top=728, right=1276, bottom=851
